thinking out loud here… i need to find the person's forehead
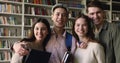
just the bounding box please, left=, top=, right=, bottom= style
left=53, top=8, right=67, bottom=14
left=54, top=8, right=67, bottom=12
left=88, top=7, right=102, bottom=13
left=51, top=4, right=68, bottom=13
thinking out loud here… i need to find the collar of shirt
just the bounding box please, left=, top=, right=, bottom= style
left=93, top=21, right=108, bottom=34
left=51, top=29, right=67, bottom=38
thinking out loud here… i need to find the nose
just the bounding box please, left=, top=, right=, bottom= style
left=79, top=25, right=83, bottom=30
left=38, top=29, right=42, bottom=34
left=58, top=14, right=62, bottom=19
left=93, top=13, right=98, bottom=19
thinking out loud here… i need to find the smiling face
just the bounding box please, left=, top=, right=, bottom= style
left=34, top=22, right=48, bottom=42
left=51, top=8, right=68, bottom=28
left=87, top=7, right=104, bottom=26
left=74, top=18, right=88, bottom=38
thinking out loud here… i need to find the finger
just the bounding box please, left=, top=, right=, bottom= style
left=19, top=50, right=25, bottom=56
left=76, top=42, right=80, bottom=48
left=81, top=43, right=88, bottom=48
left=21, top=50, right=29, bottom=56
left=19, top=52, right=23, bottom=56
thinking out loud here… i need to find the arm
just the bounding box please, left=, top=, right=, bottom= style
left=12, top=41, right=29, bottom=56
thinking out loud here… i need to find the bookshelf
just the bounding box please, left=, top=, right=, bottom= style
left=0, top=0, right=22, bottom=63
left=0, top=0, right=120, bottom=63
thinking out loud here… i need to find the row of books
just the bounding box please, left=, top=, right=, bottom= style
left=0, top=38, right=19, bottom=61
left=0, top=0, right=22, bottom=2
left=65, top=20, right=73, bottom=28
left=0, top=39, right=19, bottom=48
left=0, top=3, right=22, bottom=13
left=24, top=17, right=73, bottom=28
left=0, top=39, right=16, bottom=61
left=24, top=29, right=31, bottom=37
left=0, top=16, right=21, bottom=25
left=24, top=17, right=38, bottom=26
left=0, top=40, right=13, bottom=48
left=24, top=6, right=51, bottom=15
left=58, top=1, right=84, bottom=8
left=112, top=13, right=120, bottom=21
left=0, top=28, right=21, bottom=36
left=24, top=6, right=82, bottom=18
left=0, top=51, right=12, bottom=60
left=69, top=10, right=82, bottom=18
left=24, top=0, right=56, bottom=5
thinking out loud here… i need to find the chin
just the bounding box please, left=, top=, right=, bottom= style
left=36, top=38, right=42, bottom=41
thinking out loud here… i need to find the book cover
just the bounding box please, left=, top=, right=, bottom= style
left=24, top=49, right=51, bottom=63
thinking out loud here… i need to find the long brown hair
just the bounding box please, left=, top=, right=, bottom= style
left=72, top=14, right=95, bottom=41
left=21, top=18, right=51, bottom=50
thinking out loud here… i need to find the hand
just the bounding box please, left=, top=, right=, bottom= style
left=80, top=42, right=88, bottom=49
left=77, top=42, right=88, bottom=49
left=13, top=41, right=29, bottom=56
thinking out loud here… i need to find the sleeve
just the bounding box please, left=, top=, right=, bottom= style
left=112, top=23, right=120, bottom=63
left=93, top=43, right=105, bottom=63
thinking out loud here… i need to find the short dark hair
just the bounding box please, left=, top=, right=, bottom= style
left=51, top=4, right=69, bottom=16
left=51, top=4, right=68, bottom=13
left=86, top=1, right=104, bottom=13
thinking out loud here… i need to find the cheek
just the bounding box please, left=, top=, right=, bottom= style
left=52, top=15, right=57, bottom=20
left=51, top=15, right=55, bottom=21
left=34, top=30, right=36, bottom=35
left=44, top=31, right=48, bottom=36
left=88, top=14, right=92, bottom=18
left=100, top=14, right=104, bottom=19
left=84, top=27, right=88, bottom=33
left=74, top=26, right=79, bottom=33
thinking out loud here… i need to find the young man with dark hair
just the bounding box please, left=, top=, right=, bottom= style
left=86, top=1, right=120, bottom=63
left=46, top=4, right=76, bottom=63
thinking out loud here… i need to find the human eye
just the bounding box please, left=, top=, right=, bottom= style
left=35, top=27, right=39, bottom=30
left=89, top=13, right=94, bottom=15
left=62, top=13, right=67, bottom=17
left=41, top=27, right=47, bottom=31
left=55, top=13, right=59, bottom=16
left=75, top=24, right=80, bottom=27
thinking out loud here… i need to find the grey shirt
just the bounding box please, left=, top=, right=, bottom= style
left=93, top=21, right=120, bottom=63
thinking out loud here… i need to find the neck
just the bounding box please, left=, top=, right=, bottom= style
left=79, top=36, right=89, bottom=43
left=95, top=21, right=104, bottom=31
left=35, top=40, right=43, bottom=46
left=34, top=40, right=44, bottom=50
left=53, top=26, right=65, bottom=35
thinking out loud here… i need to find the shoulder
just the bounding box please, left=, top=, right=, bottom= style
left=103, top=21, right=119, bottom=34
left=107, top=22, right=119, bottom=30
left=89, top=42, right=104, bottom=50
left=66, top=32, right=77, bottom=41
left=104, top=21, right=117, bottom=28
